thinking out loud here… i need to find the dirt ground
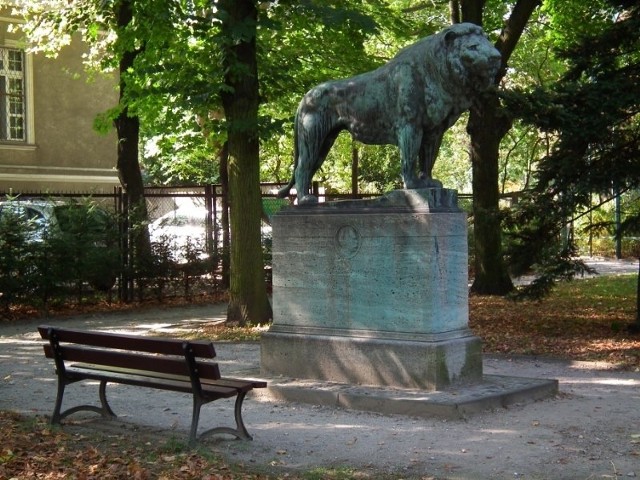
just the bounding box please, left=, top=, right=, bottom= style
left=1, top=302, right=639, bottom=480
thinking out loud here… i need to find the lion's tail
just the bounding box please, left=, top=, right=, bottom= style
left=277, top=108, right=300, bottom=198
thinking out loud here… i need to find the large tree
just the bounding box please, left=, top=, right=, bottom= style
left=452, top=0, right=542, bottom=295
left=217, top=0, right=272, bottom=325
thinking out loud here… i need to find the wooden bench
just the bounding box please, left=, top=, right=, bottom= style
left=38, top=325, right=267, bottom=445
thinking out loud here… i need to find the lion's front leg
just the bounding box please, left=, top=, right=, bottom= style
left=398, top=125, right=424, bottom=189
left=418, top=130, right=444, bottom=189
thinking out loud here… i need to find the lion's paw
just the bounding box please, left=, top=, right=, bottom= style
left=298, top=194, right=319, bottom=205
left=422, top=177, right=443, bottom=189
left=405, top=177, right=443, bottom=189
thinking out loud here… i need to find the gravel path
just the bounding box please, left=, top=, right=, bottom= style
left=1, top=258, right=639, bottom=479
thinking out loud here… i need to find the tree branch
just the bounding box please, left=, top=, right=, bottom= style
left=495, top=0, right=542, bottom=78
left=402, top=2, right=432, bottom=14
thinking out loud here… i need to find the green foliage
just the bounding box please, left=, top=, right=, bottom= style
left=0, top=198, right=121, bottom=315
left=358, top=144, right=403, bottom=193
left=0, top=205, right=34, bottom=314
left=507, top=4, right=640, bottom=198
left=541, top=0, right=621, bottom=48
left=53, top=202, right=120, bottom=292
left=503, top=0, right=640, bottom=295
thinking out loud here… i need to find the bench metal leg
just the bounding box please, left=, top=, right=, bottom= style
left=50, top=377, right=66, bottom=424
left=188, top=396, right=204, bottom=446
left=232, top=391, right=252, bottom=440
left=191, top=391, right=253, bottom=445
left=51, top=379, right=117, bottom=424
left=98, top=380, right=117, bottom=418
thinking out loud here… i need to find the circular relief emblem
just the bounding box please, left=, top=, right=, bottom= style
left=335, top=225, right=361, bottom=258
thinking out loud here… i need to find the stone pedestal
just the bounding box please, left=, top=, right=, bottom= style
left=261, top=188, right=482, bottom=391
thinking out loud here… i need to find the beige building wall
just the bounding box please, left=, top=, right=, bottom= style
left=0, top=9, right=120, bottom=194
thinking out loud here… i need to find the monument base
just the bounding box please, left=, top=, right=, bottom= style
left=258, top=372, right=559, bottom=420
left=261, top=327, right=482, bottom=391
left=262, top=188, right=481, bottom=391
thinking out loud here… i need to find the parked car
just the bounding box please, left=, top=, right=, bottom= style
left=0, top=198, right=119, bottom=290
left=148, top=205, right=272, bottom=263
left=149, top=206, right=213, bottom=263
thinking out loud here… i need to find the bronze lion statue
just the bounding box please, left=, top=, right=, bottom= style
left=278, top=23, right=501, bottom=204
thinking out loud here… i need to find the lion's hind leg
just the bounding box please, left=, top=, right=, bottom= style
left=418, top=131, right=444, bottom=188
left=294, top=160, right=315, bottom=204
left=295, top=114, right=340, bottom=204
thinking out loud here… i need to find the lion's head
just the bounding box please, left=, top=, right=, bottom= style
left=443, top=23, right=501, bottom=92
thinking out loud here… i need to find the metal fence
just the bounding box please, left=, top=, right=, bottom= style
left=0, top=184, right=509, bottom=308
left=1, top=183, right=351, bottom=304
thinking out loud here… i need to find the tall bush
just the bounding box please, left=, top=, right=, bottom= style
left=0, top=207, right=34, bottom=316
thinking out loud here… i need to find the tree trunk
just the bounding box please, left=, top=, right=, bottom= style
left=460, top=0, right=485, bottom=25
left=114, top=0, right=149, bottom=297
left=461, top=0, right=541, bottom=295
left=468, top=94, right=514, bottom=294
left=219, top=0, right=272, bottom=326
left=115, top=108, right=144, bottom=209
left=114, top=0, right=145, bottom=212
left=449, top=1, right=461, bottom=24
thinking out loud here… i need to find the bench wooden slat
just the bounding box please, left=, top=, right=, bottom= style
left=73, top=364, right=267, bottom=396
left=38, top=325, right=216, bottom=358
left=43, top=344, right=222, bottom=380
left=68, top=362, right=225, bottom=386
left=203, top=377, right=268, bottom=392
left=65, top=365, right=238, bottom=399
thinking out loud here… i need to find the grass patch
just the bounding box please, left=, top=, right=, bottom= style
left=470, top=274, right=640, bottom=368
left=183, top=323, right=270, bottom=342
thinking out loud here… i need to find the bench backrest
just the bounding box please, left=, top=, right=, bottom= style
left=38, top=325, right=222, bottom=381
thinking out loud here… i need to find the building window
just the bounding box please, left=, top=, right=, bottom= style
left=0, top=47, right=26, bottom=142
